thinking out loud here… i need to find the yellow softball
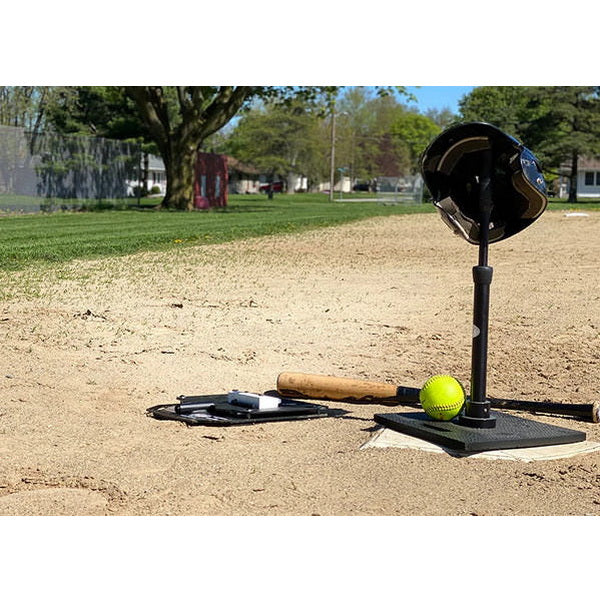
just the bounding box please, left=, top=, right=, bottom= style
left=419, top=375, right=466, bottom=421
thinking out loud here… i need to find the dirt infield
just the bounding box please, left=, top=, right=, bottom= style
left=0, top=210, right=599, bottom=515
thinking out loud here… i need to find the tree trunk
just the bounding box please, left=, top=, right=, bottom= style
left=142, top=152, right=149, bottom=195
left=568, top=151, right=578, bottom=203
left=161, top=139, right=196, bottom=210
left=125, top=86, right=254, bottom=210
left=286, top=172, right=296, bottom=194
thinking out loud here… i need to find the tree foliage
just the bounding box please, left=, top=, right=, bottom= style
left=336, top=90, right=412, bottom=179
left=0, top=86, right=58, bottom=132
left=459, top=86, right=600, bottom=201
left=458, top=86, right=533, bottom=139
left=225, top=87, right=435, bottom=192
left=390, top=112, right=441, bottom=172
left=213, top=86, right=422, bottom=194
left=225, top=100, right=328, bottom=191
left=424, top=107, right=456, bottom=129
left=45, top=86, right=147, bottom=142
left=0, top=86, right=78, bottom=154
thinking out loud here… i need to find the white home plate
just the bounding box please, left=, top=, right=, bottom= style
left=361, top=427, right=600, bottom=462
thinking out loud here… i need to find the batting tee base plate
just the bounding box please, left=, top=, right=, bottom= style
left=373, top=410, right=586, bottom=452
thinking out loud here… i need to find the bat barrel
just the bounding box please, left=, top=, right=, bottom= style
left=277, top=372, right=398, bottom=402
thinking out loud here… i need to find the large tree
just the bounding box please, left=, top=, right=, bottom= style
left=523, top=86, right=600, bottom=202
left=124, top=86, right=347, bottom=210
left=125, top=87, right=252, bottom=210
left=459, top=86, right=600, bottom=202
left=458, top=86, right=533, bottom=139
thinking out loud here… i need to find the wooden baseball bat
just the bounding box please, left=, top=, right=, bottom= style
left=276, top=371, right=600, bottom=423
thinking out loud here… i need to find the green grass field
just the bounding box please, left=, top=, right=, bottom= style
left=0, top=193, right=435, bottom=271
left=0, top=192, right=597, bottom=272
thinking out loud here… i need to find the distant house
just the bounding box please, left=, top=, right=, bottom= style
left=557, top=156, right=600, bottom=199
left=227, top=156, right=261, bottom=194
left=227, top=158, right=312, bottom=194
left=315, top=176, right=352, bottom=194
left=126, top=153, right=166, bottom=197
left=147, top=154, right=167, bottom=195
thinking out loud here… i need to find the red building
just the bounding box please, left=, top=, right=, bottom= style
left=193, top=152, right=228, bottom=209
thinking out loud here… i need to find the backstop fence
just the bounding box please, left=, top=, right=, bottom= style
left=375, top=175, right=424, bottom=204
left=0, top=125, right=141, bottom=213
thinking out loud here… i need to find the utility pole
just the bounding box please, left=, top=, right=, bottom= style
left=328, top=108, right=336, bottom=203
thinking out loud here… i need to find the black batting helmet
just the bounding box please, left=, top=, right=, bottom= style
left=420, top=122, right=547, bottom=244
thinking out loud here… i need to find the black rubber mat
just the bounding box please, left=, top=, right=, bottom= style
left=374, top=410, right=586, bottom=452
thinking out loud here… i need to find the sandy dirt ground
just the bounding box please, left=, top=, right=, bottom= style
left=0, top=210, right=599, bottom=516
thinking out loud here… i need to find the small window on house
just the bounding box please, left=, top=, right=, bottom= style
left=584, top=171, right=594, bottom=186
left=596, top=172, right=600, bottom=186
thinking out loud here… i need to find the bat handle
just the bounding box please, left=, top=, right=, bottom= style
left=490, top=397, right=600, bottom=423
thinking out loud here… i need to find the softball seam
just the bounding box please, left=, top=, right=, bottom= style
left=424, top=401, right=464, bottom=412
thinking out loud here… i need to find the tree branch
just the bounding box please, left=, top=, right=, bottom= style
left=199, top=86, right=254, bottom=141
left=125, top=87, right=171, bottom=155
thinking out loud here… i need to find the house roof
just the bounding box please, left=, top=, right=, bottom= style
left=227, top=156, right=260, bottom=175
left=148, top=154, right=165, bottom=171
left=560, top=156, right=600, bottom=172
left=578, top=156, right=600, bottom=169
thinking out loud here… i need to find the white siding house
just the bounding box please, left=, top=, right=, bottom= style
left=558, top=156, right=600, bottom=198
left=577, top=158, right=600, bottom=197
left=126, top=153, right=167, bottom=197
left=147, top=154, right=167, bottom=195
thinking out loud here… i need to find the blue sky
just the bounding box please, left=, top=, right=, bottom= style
left=405, top=86, right=475, bottom=114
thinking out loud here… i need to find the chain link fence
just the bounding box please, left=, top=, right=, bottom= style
left=0, top=125, right=141, bottom=213
left=375, top=175, right=424, bottom=204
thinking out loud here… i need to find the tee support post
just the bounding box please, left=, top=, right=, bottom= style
left=459, top=148, right=497, bottom=429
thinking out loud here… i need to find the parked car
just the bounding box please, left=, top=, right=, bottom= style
left=259, top=181, right=284, bottom=193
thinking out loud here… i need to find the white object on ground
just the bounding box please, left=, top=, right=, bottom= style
left=227, top=390, right=281, bottom=410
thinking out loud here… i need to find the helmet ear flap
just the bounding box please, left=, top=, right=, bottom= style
left=421, top=122, right=548, bottom=245
left=434, top=197, right=506, bottom=244
left=434, top=197, right=480, bottom=242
